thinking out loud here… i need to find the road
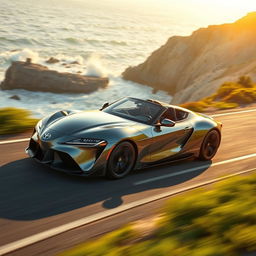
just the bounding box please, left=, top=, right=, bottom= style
left=0, top=108, right=256, bottom=255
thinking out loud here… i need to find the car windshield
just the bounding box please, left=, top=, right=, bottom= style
left=102, top=98, right=165, bottom=124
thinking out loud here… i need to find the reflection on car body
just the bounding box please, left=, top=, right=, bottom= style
left=26, top=97, right=222, bottom=179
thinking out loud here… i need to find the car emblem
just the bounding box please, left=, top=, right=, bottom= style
left=42, top=132, right=51, bottom=140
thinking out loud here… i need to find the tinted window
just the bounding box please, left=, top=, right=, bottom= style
left=175, top=109, right=189, bottom=121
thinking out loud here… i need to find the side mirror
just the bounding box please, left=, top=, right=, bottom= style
left=100, top=102, right=109, bottom=111
left=160, top=118, right=175, bottom=127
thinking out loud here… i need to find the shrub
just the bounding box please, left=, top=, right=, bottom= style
left=213, top=102, right=238, bottom=110
left=225, top=225, right=256, bottom=252
left=60, top=173, right=256, bottom=256
left=0, top=107, right=38, bottom=135
left=216, top=82, right=241, bottom=99
left=201, top=94, right=217, bottom=104
left=237, top=76, right=254, bottom=88
left=224, top=88, right=256, bottom=104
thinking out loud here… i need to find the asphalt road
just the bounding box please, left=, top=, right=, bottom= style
left=0, top=108, right=256, bottom=255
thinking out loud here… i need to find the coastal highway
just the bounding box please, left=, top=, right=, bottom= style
left=1, top=108, right=256, bottom=255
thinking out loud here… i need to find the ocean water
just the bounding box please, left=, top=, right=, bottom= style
left=0, top=0, right=196, bottom=117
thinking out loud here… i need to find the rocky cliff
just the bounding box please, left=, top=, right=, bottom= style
left=122, top=12, right=256, bottom=104
left=1, top=60, right=109, bottom=94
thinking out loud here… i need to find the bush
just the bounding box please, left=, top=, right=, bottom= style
left=0, top=107, right=38, bottom=135
left=237, top=76, right=254, bottom=88
left=213, top=102, right=239, bottom=110
left=224, top=88, right=256, bottom=104
left=180, top=76, right=256, bottom=112
left=59, top=225, right=136, bottom=256
left=216, top=82, right=241, bottom=99
left=60, top=174, right=256, bottom=256
left=225, top=225, right=256, bottom=252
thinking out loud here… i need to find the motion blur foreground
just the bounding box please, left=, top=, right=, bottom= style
left=26, top=97, right=222, bottom=179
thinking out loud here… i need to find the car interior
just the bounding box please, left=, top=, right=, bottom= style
left=160, top=107, right=189, bottom=122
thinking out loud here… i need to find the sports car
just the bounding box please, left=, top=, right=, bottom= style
left=26, top=97, right=222, bottom=179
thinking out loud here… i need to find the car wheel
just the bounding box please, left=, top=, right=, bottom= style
left=198, top=129, right=220, bottom=161
left=107, top=141, right=136, bottom=179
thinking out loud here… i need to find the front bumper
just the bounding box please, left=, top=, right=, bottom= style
left=26, top=131, right=107, bottom=176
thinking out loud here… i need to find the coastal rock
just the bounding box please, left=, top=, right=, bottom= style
left=122, top=12, right=256, bottom=103
left=0, top=61, right=109, bottom=94
left=9, top=95, right=21, bottom=100
left=70, top=61, right=80, bottom=65
left=46, top=57, right=60, bottom=64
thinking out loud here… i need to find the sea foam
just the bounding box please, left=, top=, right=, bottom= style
left=0, top=48, right=39, bottom=63
left=84, top=54, right=108, bottom=77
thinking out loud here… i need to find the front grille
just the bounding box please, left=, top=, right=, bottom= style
left=55, top=151, right=82, bottom=173
left=28, top=139, right=83, bottom=174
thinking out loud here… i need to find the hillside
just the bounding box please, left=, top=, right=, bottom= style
left=122, top=12, right=256, bottom=104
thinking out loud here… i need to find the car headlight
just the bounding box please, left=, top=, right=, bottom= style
left=64, top=138, right=107, bottom=147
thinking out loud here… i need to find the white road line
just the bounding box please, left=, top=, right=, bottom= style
left=211, top=108, right=256, bottom=117
left=134, top=153, right=256, bottom=185
left=0, top=166, right=255, bottom=255
left=0, top=138, right=30, bottom=145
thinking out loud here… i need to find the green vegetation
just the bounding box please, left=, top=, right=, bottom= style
left=180, top=76, right=256, bottom=112
left=0, top=107, right=38, bottom=135
left=60, top=173, right=256, bottom=256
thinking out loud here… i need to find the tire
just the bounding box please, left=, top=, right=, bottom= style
left=107, top=141, right=136, bottom=179
left=198, top=129, right=221, bottom=161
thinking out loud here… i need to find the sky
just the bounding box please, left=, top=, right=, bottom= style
left=86, top=0, right=256, bottom=27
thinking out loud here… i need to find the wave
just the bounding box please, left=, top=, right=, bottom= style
left=0, top=49, right=39, bottom=63
left=0, top=37, right=39, bottom=46
left=84, top=38, right=128, bottom=46
left=84, top=54, right=109, bottom=77
left=64, top=37, right=82, bottom=44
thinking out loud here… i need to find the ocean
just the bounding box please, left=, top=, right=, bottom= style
left=0, top=0, right=197, bottom=117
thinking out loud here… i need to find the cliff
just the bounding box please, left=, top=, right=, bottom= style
left=1, top=60, right=109, bottom=94
left=122, top=12, right=256, bottom=104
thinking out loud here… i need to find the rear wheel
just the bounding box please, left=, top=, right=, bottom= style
left=107, top=142, right=136, bottom=179
left=198, top=130, right=220, bottom=161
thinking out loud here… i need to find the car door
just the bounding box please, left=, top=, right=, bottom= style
left=149, top=108, right=193, bottom=162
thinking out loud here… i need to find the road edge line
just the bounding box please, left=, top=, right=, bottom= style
left=0, top=167, right=255, bottom=255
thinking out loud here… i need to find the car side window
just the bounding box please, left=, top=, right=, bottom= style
left=160, top=107, right=177, bottom=121
left=175, top=109, right=189, bottom=121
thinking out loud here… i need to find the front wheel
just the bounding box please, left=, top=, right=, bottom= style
left=198, top=130, right=221, bottom=161
left=106, top=141, right=136, bottom=179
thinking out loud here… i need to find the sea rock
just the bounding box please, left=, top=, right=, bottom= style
left=9, top=95, right=21, bottom=100
left=0, top=61, right=109, bottom=94
left=122, top=12, right=256, bottom=103
left=46, top=57, right=60, bottom=64
left=70, top=61, right=80, bottom=65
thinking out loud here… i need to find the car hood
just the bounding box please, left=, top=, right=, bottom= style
left=43, top=110, right=136, bottom=136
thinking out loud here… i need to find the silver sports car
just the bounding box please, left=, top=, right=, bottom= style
left=26, top=97, right=222, bottom=179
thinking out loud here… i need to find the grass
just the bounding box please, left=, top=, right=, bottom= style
left=0, top=107, right=38, bottom=135
left=59, top=173, right=256, bottom=256
left=180, top=76, right=256, bottom=112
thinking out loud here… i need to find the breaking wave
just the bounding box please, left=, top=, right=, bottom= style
left=84, top=54, right=109, bottom=77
